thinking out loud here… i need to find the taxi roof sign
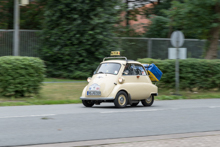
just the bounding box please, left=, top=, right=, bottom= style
left=111, top=51, right=120, bottom=56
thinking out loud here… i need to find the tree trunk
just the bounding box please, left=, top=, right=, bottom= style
left=205, top=3, right=220, bottom=59
left=126, top=0, right=129, bottom=26
left=205, top=26, right=220, bottom=59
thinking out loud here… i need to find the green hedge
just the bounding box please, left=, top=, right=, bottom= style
left=0, top=56, right=46, bottom=97
left=138, top=58, right=220, bottom=90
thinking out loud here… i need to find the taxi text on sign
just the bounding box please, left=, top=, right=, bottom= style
left=111, top=51, right=120, bottom=56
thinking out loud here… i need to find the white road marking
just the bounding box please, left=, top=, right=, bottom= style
left=100, top=106, right=220, bottom=114
left=134, top=109, right=163, bottom=112
left=0, top=114, right=56, bottom=119
left=209, top=106, right=220, bottom=108
left=100, top=109, right=163, bottom=114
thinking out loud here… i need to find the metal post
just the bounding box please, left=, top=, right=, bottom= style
left=148, top=38, right=152, bottom=58
left=175, top=34, right=179, bottom=94
left=13, top=0, right=19, bottom=56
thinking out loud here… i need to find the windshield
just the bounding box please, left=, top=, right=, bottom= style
left=95, top=63, right=121, bottom=75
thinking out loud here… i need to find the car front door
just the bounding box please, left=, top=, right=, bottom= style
left=121, top=63, right=138, bottom=99
left=132, top=64, right=152, bottom=100
left=122, top=63, right=152, bottom=100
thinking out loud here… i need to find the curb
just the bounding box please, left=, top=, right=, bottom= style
left=18, top=131, right=220, bottom=147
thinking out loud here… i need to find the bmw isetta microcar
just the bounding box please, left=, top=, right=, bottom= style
left=80, top=51, right=159, bottom=108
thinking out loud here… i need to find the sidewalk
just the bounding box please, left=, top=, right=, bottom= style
left=92, top=133, right=220, bottom=147
left=23, top=131, right=220, bottom=147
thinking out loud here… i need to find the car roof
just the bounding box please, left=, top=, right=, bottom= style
left=101, top=59, right=142, bottom=65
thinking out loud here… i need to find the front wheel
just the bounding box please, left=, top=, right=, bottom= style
left=114, top=91, right=128, bottom=108
left=141, top=95, right=154, bottom=106
left=82, top=100, right=94, bottom=107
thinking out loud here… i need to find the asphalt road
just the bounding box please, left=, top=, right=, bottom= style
left=0, top=99, right=220, bottom=147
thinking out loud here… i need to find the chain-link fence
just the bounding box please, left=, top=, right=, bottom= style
left=0, top=30, right=40, bottom=57
left=1, top=30, right=220, bottom=60
left=115, top=37, right=220, bottom=60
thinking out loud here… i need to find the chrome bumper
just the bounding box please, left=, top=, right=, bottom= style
left=80, top=97, right=114, bottom=100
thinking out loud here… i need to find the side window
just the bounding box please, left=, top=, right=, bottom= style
left=134, top=64, right=146, bottom=75
left=123, top=64, right=136, bottom=75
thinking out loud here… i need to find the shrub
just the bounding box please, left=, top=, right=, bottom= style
left=0, top=56, right=46, bottom=97
left=138, top=58, right=220, bottom=90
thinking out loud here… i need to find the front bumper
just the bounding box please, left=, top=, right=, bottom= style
left=80, top=97, right=114, bottom=100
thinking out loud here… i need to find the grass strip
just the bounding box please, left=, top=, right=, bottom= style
left=44, top=78, right=85, bottom=82
left=0, top=99, right=82, bottom=106
left=0, top=82, right=220, bottom=106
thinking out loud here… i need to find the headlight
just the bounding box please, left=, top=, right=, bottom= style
left=87, top=77, right=92, bottom=82
left=118, top=77, right=124, bottom=83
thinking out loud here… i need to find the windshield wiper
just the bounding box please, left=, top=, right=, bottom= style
left=98, top=71, right=104, bottom=74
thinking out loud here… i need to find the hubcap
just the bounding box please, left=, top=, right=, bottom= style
left=118, top=95, right=126, bottom=105
left=146, top=96, right=152, bottom=103
left=87, top=100, right=92, bottom=104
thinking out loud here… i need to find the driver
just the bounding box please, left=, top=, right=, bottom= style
left=123, top=64, right=132, bottom=75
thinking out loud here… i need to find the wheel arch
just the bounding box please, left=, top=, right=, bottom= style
left=150, top=92, right=158, bottom=96
left=116, top=89, right=132, bottom=105
left=117, top=89, right=129, bottom=97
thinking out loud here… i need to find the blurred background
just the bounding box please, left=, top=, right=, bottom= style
left=1, top=0, right=220, bottom=93
left=1, top=0, right=219, bottom=61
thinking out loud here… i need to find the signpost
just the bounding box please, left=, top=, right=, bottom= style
left=170, top=31, right=185, bottom=95
left=13, top=0, right=29, bottom=56
left=13, top=0, right=19, bottom=56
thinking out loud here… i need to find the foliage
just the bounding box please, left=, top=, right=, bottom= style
left=144, top=0, right=173, bottom=17
left=0, top=0, right=14, bottom=29
left=163, top=0, right=220, bottom=59
left=138, top=58, right=220, bottom=90
left=0, top=56, right=46, bottom=97
left=20, top=1, right=46, bottom=29
left=142, top=0, right=174, bottom=38
left=115, top=0, right=153, bottom=37
left=0, top=0, right=45, bottom=29
left=144, top=16, right=170, bottom=38
left=163, top=0, right=217, bottom=39
left=115, top=25, right=143, bottom=37
left=40, top=0, right=121, bottom=79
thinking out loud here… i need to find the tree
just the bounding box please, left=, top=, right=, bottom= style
left=115, top=0, right=151, bottom=37
left=0, top=0, right=14, bottom=29
left=0, top=0, right=45, bottom=29
left=40, top=0, right=121, bottom=79
left=124, top=0, right=151, bottom=26
left=144, top=0, right=172, bottom=17
left=20, top=1, right=45, bottom=29
left=164, top=0, right=220, bottom=59
left=143, top=0, right=175, bottom=38
left=144, top=16, right=170, bottom=38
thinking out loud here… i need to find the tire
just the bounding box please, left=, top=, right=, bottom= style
left=82, top=100, right=94, bottom=107
left=141, top=95, right=154, bottom=106
left=114, top=91, right=128, bottom=108
left=131, top=101, right=139, bottom=107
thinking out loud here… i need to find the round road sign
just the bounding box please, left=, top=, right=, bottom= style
left=171, top=31, right=185, bottom=48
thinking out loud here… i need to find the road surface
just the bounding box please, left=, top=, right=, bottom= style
left=0, top=99, right=220, bottom=146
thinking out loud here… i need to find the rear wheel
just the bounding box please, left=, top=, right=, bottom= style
left=141, top=95, right=154, bottom=106
left=114, top=91, right=128, bottom=108
left=82, top=100, right=94, bottom=107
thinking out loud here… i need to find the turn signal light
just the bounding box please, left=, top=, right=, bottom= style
left=87, top=77, right=92, bottom=82
left=118, top=77, right=124, bottom=83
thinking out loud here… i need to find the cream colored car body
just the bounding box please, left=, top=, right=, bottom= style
left=80, top=60, right=158, bottom=102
